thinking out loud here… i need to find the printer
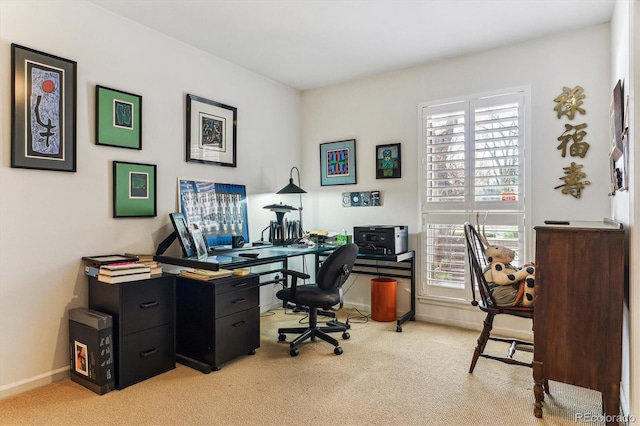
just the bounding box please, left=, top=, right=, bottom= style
left=353, top=225, right=408, bottom=255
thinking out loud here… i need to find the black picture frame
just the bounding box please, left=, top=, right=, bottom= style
left=169, top=212, right=196, bottom=257
left=376, top=143, right=401, bottom=179
left=112, top=161, right=157, bottom=218
left=186, top=94, right=237, bottom=167
left=320, top=139, right=357, bottom=186
left=96, top=85, right=142, bottom=149
left=11, top=44, right=77, bottom=172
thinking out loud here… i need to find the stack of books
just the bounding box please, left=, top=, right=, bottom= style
left=179, top=268, right=234, bottom=281
left=96, top=262, right=152, bottom=284
left=126, top=253, right=163, bottom=277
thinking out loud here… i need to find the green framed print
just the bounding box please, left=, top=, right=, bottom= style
left=320, top=139, right=357, bottom=186
left=113, top=161, right=156, bottom=217
left=96, top=85, right=142, bottom=149
left=11, top=44, right=77, bottom=172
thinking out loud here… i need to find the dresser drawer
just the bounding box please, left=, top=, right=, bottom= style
left=215, top=286, right=259, bottom=318
left=214, top=275, right=259, bottom=295
left=121, top=276, right=174, bottom=335
left=118, top=323, right=175, bottom=389
left=214, top=307, right=260, bottom=367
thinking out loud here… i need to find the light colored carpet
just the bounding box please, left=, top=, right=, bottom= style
left=0, top=308, right=604, bottom=425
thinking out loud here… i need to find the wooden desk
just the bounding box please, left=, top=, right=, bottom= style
left=532, top=220, right=625, bottom=424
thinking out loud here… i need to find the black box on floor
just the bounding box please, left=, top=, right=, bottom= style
left=69, top=307, right=115, bottom=395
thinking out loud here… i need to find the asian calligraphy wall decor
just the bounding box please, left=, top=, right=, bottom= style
left=554, top=162, right=591, bottom=199
left=11, top=44, right=77, bottom=172
left=320, top=139, right=357, bottom=186
left=376, top=143, right=401, bottom=179
left=553, top=85, right=591, bottom=198
left=96, top=85, right=142, bottom=149
left=553, top=86, right=586, bottom=120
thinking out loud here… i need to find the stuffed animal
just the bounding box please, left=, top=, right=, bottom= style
left=482, top=244, right=535, bottom=307
left=476, top=219, right=535, bottom=307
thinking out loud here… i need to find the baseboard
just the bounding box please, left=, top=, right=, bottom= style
left=0, top=366, right=69, bottom=400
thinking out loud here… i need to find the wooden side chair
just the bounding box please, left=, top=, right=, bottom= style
left=463, top=222, right=544, bottom=377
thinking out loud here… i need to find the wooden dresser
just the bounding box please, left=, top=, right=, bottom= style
left=532, top=220, right=625, bottom=424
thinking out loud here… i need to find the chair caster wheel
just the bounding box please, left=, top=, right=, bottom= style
left=342, top=332, right=350, bottom=340
left=334, top=346, right=343, bottom=355
left=289, top=348, right=299, bottom=357
left=396, top=325, right=402, bottom=332
left=278, top=334, right=287, bottom=342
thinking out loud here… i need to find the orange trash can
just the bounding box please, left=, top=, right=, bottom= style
left=371, top=278, right=397, bottom=322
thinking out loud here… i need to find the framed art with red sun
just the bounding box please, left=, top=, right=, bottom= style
left=11, top=44, right=77, bottom=172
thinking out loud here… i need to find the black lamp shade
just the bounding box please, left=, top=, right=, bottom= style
left=277, top=178, right=306, bottom=194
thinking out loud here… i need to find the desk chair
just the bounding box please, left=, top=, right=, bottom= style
left=276, top=243, right=358, bottom=356
left=464, top=222, right=540, bottom=374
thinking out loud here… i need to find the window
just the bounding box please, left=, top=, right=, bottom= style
left=419, top=89, right=530, bottom=301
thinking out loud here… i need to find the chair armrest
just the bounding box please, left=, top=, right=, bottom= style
left=281, top=269, right=310, bottom=281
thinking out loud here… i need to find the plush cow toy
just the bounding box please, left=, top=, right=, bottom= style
left=477, top=222, right=535, bottom=307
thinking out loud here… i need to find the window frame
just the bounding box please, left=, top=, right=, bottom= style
left=418, top=86, right=533, bottom=302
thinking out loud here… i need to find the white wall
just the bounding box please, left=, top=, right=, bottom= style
left=301, top=24, right=613, bottom=326
left=0, top=1, right=302, bottom=397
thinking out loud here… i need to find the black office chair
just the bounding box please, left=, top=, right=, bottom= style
left=276, top=243, right=359, bottom=356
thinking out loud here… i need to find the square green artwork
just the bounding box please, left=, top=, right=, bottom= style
left=96, top=85, right=142, bottom=149
left=113, top=161, right=156, bottom=217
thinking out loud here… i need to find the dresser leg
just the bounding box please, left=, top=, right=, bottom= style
left=533, top=360, right=544, bottom=418
left=603, top=383, right=621, bottom=425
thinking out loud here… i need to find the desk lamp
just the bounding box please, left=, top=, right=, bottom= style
left=277, top=166, right=306, bottom=234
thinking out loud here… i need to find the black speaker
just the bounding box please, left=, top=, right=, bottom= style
left=232, top=235, right=245, bottom=248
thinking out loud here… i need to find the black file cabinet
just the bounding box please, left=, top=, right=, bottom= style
left=88, top=275, right=175, bottom=389
left=176, top=274, right=260, bottom=372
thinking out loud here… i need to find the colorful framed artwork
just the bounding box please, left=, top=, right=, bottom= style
left=113, top=161, right=157, bottom=218
left=186, top=94, right=237, bottom=167
left=11, top=44, right=77, bottom=172
left=320, top=139, right=357, bottom=186
left=96, top=85, right=142, bottom=149
left=376, top=143, right=401, bottom=179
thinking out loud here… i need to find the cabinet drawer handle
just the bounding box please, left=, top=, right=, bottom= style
left=232, top=320, right=246, bottom=327
left=140, top=301, right=159, bottom=309
left=232, top=298, right=247, bottom=304
left=140, top=348, right=159, bottom=357
left=233, top=282, right=248, bottom=288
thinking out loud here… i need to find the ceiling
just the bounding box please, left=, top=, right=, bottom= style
left=89, top=0, right=615, bottom=91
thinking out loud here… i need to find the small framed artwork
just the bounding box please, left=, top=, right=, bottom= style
left=11, top=44, right=77, bottom=172
left=190, top=227, right=208, bottom=260
left=113, top=161, right=157, bottom=218
left=320, top=139, right=357, bottom=186
left=186, top=94, right=237, bottom=167
left=96, top=85, right=142, bottom=149
left=169, top=212, right=196, bottom=257
left=376, top=143, right=401, bottom=179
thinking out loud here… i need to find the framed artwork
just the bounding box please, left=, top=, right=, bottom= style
left=11, top=44, right=77, bottom=172
left=96, top=85, right=142, bottom=149
left=169, top=212, right=196, bottom=257
left=376, top=143, right=401, bottom=179
left=190, top=227, right=208, bottom=260
left=178, top=179, right=249, bottom=247
left=609, top=80, right=624, bottom=161
left=112, top=161, right=157, bottom=218
left=186, top=94, right=237, bottom=167
left=320, top=139, right=357, bottom=186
